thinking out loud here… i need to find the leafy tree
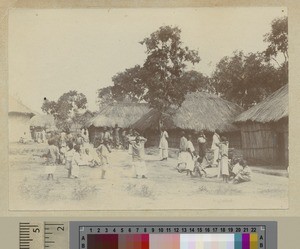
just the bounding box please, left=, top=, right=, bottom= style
left=140, top=26, right=200, bottom=112
left=264, top=16, right=288, bottom=65
left=97, top=86, right=115, bottom=109
left=264, top=16, right=288, bottom=88
left=179, top=70, right=213, bottom=93
left=212, top=51, right=283, bottom=109
left=103, top=25, right=201, bottom=116
left=42, top=90, right=87, bottom=130
left=97, top=81, right=141, bottom=111
left=111, top=65, right=145, bottom=103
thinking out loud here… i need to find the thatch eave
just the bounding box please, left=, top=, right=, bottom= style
left=132, top=92, right=243, bottom=133
left=86, top=102, right=150, bottom=128
left=235, top=85, right=288, bottom=124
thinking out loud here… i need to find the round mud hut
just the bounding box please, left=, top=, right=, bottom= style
left=9, top=96, right=35, bottom=142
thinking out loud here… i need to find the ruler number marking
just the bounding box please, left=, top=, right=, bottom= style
left=57, top=226, right=65, bottom=232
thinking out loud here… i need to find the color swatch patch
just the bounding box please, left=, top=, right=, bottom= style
left=87, top=233, right=259, bottom=249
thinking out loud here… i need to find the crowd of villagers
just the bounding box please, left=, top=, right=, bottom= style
left=40, top=124, right=251, bottom=184
left=39, top=125, right=148, bottom=180
left=175, top=129, right=252, bottom=184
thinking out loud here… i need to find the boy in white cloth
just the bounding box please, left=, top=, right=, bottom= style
left=42, top=139, right=60, bottom=180
left=81, top=148, right=97, bottom=167
left=186, top=135, right=196, bottom=176
left=219, top=136, right=229, bottom=183
left=130, top=136, right=148, bottom=179
left=96, top=141, right=111, bottom=179
left=69, top=144, right=81, bottom=179
left=65, top=142, right=75, bottom=178
left=176, top=131, right=188, bottom=172
left=159, top=129, right=169, bottom=161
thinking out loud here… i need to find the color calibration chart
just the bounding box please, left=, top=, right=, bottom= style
left=19, top=221, right=276, bottom=249
left=70, top=221, right=277, bottom=249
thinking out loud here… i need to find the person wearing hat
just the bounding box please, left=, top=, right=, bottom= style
left=211, top=129, right=221, bottom=167
left=130, top=135, right=148, bottom=179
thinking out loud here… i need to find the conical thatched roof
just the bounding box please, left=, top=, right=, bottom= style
left=235, top=84, right=288, bottom=123
left=9, top=96, right=34, bottom=116
left=132, top=92, right=244, bottom=132
left=86, top=102, right=150, bottom=128
left=30, top=114, right=56, bottom=127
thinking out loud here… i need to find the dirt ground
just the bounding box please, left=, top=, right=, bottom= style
left=9, top=143, right=288, bottom=210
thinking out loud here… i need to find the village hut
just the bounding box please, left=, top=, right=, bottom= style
left=30, top=114, right=56, bottom=131
left=86, top=102, right=150, bottom=142
left=9, top=96, right=35, bottom=142
left=235, top=84, right=288, bottom=167
left=70, top=110, right=95, bottom=132
left=132, top=92, right=244, bottom=149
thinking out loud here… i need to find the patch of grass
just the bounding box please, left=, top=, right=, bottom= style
left=125, top=183, right=154, bottom=198
left=71, top=180, right=97, bottom=201
left=19, top=177, right=54, bottom=200
left=197, top=184, right=242, bottom=195
left=198, top=185, right=209, bottom=193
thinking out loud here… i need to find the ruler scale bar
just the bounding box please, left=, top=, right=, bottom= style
left=19, top=222, right=44, bottom=249
left=43, top=222, right=69, bottom=249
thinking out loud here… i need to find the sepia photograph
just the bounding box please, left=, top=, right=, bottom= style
left=8, top=7, right=288, bottom=210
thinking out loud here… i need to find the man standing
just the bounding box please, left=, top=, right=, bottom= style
left=113, top=124, right=120, bottom=149
left=179, top=131, right=187, bottom=152
left=197, top=130, right=207, bottom=163
left=211, top=129, right=221, bottom=167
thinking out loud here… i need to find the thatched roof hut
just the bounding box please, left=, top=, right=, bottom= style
left=235, top=84, right=288, bottom=123
left=132, top=92, right=244, bottom=149
left=234, top=85, right=288, bottom=167
left=9, top=96, right=35, bottom=142
left=30, top=114, right=57, bottom=131
left=87, top=102, right=150, bottom=143
left=30, top=114, right=55, bottom=127
left=133, top=92, right=243, bottom=132
left=87, top=102, right=150, bottom=128
left=9, top=96, right=34, bottom=115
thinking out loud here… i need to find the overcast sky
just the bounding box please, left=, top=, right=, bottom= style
left=9, top=7, right=286, bottom=113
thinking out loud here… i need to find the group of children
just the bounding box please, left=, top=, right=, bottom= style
left=41, top=127, right=251, bottom=183
left=41, top=127, right=149, bottom=180
left=92, top=125, right=136, bottom=150
left=41, top=128, right=109, bottom=180
left=176, top=131, right=251, bottom=184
